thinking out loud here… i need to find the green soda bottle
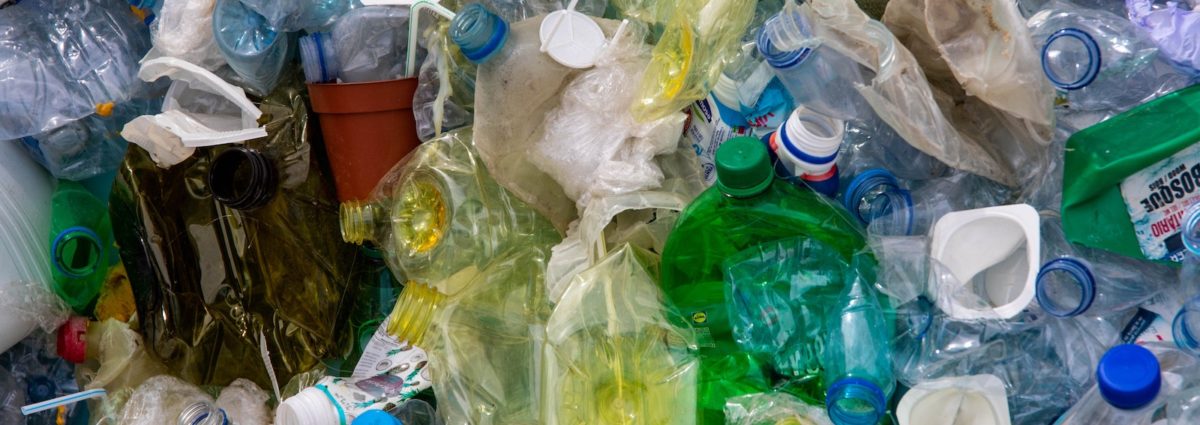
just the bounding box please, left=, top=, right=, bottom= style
left=50, top=180, right=114, bottom=314
left=660, top=136, right=868, bottom=424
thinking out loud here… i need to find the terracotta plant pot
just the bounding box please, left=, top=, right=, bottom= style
left=308, top=78, right=420, bottom=202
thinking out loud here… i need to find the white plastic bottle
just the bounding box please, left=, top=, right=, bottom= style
left=0, top=140, right=57, bottom=353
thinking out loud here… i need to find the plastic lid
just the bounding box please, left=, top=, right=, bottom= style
left=1042, top=28, right=1101, bottom=91
left=1097, top=344, right=1161, bottom=410
left=276, top=387, right=341, bottom=425
left=353, top=410, right=401, bottom=425
left=1035, top=257, right=1096, bottom=318
left=52, top=226, right=103, bottom=278
left=450, top=3, right=509, bottom=64
left=715, top=137, right=774, bottom=198
left=56, top=316, right=88, bottom=364
left=538, top=1, right=606, bottom=69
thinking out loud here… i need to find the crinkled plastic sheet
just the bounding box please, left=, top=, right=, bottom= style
left=544, top=244, right=698, bottom=424
left=0, top=280, right=69, bottom=336
left=215, top=378, right=271, bottom=425
left=118, top=375, right=214, bottom=424
left=0, top=0, right=151, bottom=140
left=146, top=0, right=227, bottom=70
left=724, top=392, right=834, bottom=425
left=110, top=71, right=358, bottom=389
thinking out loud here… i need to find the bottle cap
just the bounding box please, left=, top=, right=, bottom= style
left=715, top=137, right=774, bottom=198
left=1097, top=344, right=1161, bottom=410
left=56, top=316, right=88, bottom=364
left=352, top=410, right=401, bottom=425
left=276, top=387, right=340, bottom=425
left=451, top=3, right=509, bottom=64
left=538, top=0, right=606, bottom=69
left=52, top=226, right=103, bottom=278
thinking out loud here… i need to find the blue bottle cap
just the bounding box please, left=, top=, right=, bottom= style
left=801, top=164, right=839, bottom=198
left=352, top=410, right=402, bottom=425
left=1097, top=344, right=1161, bottom=410
left=450, top=3, right=509, bottom=64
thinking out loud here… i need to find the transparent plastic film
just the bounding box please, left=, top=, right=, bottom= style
left=145, top=0, right=227, bottom=71
left=544, top=244, right=698, bottom=425
left=111, top=71, right=357, bottom=389
left=341, top=127, right=558, bottom=291
left=631, top=0, right=756, bottom=122
left=724, top=392, right=834, bottom=425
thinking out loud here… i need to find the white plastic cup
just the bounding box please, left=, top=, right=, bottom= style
left=929, top=204, right=1041, bottom=320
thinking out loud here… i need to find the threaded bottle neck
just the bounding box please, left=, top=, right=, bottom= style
left=386, top=282, right=445, bottom=347
left=340, top=200, right=384, bottom=245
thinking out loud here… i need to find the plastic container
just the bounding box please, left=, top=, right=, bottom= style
left=896, top=375, right=1011, bottom=425
left=928, top=204, right=1040, bottom=320
left=769, top=107, right=844, bottom=197
left=0, top=141, right=56, bottom=354
left=308, top=78, right=421, bottom=202
left=1053, top=344, right=1162, bottom=424
left=757, top=9, right=869, bottom=121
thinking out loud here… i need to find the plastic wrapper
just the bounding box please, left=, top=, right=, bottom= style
left=110, top=71, right=358, bottom=390
left=145, top=0, right=227, bottom=70
left=1128, top=0, right=1200, bottom=75
left=118, top=375, right=214, bottom=423
left=631, top=0, right=756, bottom=121
left=543, top=244, right=699, bottom=424
left=215, top=378, right=271, bottom=425
left=472, top=14, right=624, bottom=231
left=531, top=21, right=687, bottom=210
left=77, top=319, right=170, bottom=424
left=0, top=0, right=152, bottom=140
left=413, top=21, right=475, bottom=141
left=425, top=240, right=558, bottom=425
left=724, top=392, right=834, bottom=425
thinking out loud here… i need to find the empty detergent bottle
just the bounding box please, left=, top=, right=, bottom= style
left=1062, top=84, right=1200, bottom=262
left=49, top=181, right=115, bottom=315
left=660, top=136, right=867, bottom=424
left=1027, top=0, right=1188, bottom=113
left=769, top=107, right=844, bottom=197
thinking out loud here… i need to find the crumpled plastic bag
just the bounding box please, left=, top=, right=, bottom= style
left=543, top=244, right=699, bottom=424
left=531, top=21, right=687, bottom=211
left=0, top=280, right=70, bottom=338
left=144, top=0, right=227, bottom=71
left=118, top=375, right=214, bottom=424
left=215, top=379, right=272, bottom=425
left=1128, top=0, right=1200, bottom=74
left=781, top=0, right=1049, bottom=187
left=724, top=392, right=834, bottom=425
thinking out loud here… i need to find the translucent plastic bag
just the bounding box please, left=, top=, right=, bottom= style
left=724, top=392, right=834, bottom=425
left=145, top=0, right=227, bottom=70
left=118, top=375, right=215, bottom=424
left=543, top=244, right=698, bottom=424
left=531, top=21, right=687, bottom=210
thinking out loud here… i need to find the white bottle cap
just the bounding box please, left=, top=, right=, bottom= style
left=897, top=375, right=1011, bottom=425
left=276, top=387, right=340, bottom=425
left=539, top=0, right=606, bottom=69
left=929, top=204, right=1040, bottom=320
left=774, top=107, right=844, bottom=177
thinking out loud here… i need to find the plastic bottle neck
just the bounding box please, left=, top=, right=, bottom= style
left=177, top=401, right=229, bottom=425
left=208, top=147, right=279, bottom=210
left=299, top=32, right=339, bottom=83
left=1042, top=27, right=1101, bottom=91
left=52, top=226, right=104, bottom=279
left=1035, top=257, right=1096, bottom=318
left=450, top=3, right=510, bottom=64
left=758, top=10, right=815, bottom=69
left=843, top=169, right=913, bottom=233
left=774, top=107, right=844, bottom=177
left=386, top=282, right=445, bottom=347
left=340, top=200, right=386, bottom=246
left=825, top=377, right=887, bottom=425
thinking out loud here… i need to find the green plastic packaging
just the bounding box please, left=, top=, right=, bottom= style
left=660, top=137, right=868, bottom=424
left=1063, top=84, right=1200, bottom=262
left=49, top=180, right=114, bottom=314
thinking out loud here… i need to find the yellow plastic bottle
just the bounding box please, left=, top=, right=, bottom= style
left=632, top=0, right=756, bottom=121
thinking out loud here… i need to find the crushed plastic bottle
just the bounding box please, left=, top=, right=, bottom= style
left=213, top=0, right=294, bottom=95
left=49, top=180, right=115, bottom=315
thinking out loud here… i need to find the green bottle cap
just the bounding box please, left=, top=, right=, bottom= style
left=715, top=137, right=773, bottom=197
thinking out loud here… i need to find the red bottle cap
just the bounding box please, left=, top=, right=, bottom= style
left=56, top=316, right=88, bottom=364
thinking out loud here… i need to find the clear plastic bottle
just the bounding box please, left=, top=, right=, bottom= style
left=238, top=0, right=353, bottom=32
left=1053, top=344, right=1166, bottom=425
left=1027, top=0, right=1189, bottom=112
left=299, top=6, right=411, bottom=83
left=213, top=0, right=293, bottom=95
left=757, top=6, right=870, bottom=121
left=820, top=263, right=894, bottom=425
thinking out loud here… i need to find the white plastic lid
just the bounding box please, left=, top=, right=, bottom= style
left=897, top=375, right=1011, bottom=425
left=276, top=387, right=340, bottom=425
left=929, top=204, right=1040, bottom=320
left=538, top=0, right=606, bottom=69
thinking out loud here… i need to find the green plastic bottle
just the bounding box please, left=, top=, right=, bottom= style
left=1063, top=84, right=1200, bottom=263
left=660, top=136, right=868, bottom=424
left=49, top=180, right=114, bottom=314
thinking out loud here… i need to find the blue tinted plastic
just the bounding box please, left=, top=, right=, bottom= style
left=821, top=264, right=894, bottom=425
left=213, top=0, right=293, bottom=95
left=450, top=3, right=509, bottom=64
left=1097, top=344, right=1161, bottom=410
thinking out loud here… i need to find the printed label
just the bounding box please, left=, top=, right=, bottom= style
left=1120, top=307, right=1160, bottom=344
left=352, top=323, right=421, bottom=380
left=1119, top=142, right=1200, bottom=261
left=687, top=96, right=752, bottom=185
